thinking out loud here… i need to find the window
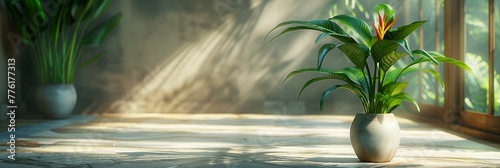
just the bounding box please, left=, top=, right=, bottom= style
left=495, top=0, right=500, bottom=116
left=453, top=0, right=500, bottom=137
left=330, top=0, right=500, bottom=139
left=464, top=0, right=489, bottom=113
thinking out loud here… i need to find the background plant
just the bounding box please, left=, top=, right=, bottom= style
left=267, top=4, right=476, bottom=114
left=463, top=53, right=500, bottom=112
left=5, top=0, right=122, bottom=84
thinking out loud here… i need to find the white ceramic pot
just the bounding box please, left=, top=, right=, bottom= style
left=350, top=113, right=400, bottom=162
left=35, top=84, right=77, bottom=119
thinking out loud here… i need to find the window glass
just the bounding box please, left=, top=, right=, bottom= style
left=463, top=0, right=489, bottom=113
left=495, top=0, right=500, bottom=116
left=402, top=0, right=444, bottom=106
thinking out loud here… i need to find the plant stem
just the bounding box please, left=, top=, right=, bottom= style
left=365, top=62, right=374, bottom=113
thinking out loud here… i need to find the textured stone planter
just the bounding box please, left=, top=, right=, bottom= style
left=350, top=113, right=400, bottom=162
left=36, top=84, right=77, bottom=119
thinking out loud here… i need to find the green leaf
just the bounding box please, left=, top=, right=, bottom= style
left=394, top=39, right=414, bottom=60
left=317, top=43, right=340, bottom=69
left=393, top=68, right=445, bottom=88
left=71, top=0, right=110, bottom=22
left=380, top=82, right=408, bottom=96
left=385, top=21, right=427, bottom=40
left=320, top=85, right=341, bottom=110
left=372, top=4, right=396, bottom=24
left=371, top=40, right=400, bottom=63
left=268, top=25, right=320, bottom=42
left=380, top=51, right=407, bottom=72
left=320, top=84, right=368, bottom=111
left=81, top=51, right=108, bottom=67
left=282, top=68, right=337, bottom=85
left=81, top=13, right=123, bottom=47
left=71, top=0, right=91, bottom=21
left=315, top=32, right=357, bottom=44
left=293, top=67, right=368, bottom=103
left=387, top=104, right=401, bottom=113
left=89, top=0, right=111, bottom=20
left=330, top=14, right=372, bottom=46
left=315, top=33, right=329, bottom=43
left=391, top=93, right=420, bottom=112
left=25, top=0, right=46, bottom=28
left=298, top=73, right=356, bottom=99
left=429, top=52, right=476, bottom=78
left=309, top=20, right=347, bottom=34
left=413, top=49, right=438, bottom=65
left=266, top=20, right=355, bottom=43
left=338, top=43, right=369, bottom=69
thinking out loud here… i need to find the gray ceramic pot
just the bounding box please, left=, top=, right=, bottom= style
left=350, top=113, right=400, bottom=162
left=36, top=84, right=77, bottom=119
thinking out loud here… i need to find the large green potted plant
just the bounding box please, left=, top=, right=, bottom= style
left=268, top=4, right=476, bottom=162
left=5, top=0, right=122, bottom=119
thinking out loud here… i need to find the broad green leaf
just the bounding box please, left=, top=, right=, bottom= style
left=315, top=33, right=329, bottom=43
left=282, top=68, right=337, bottom=85
left=380, top=82, right=408, bottom=96
left=387, top=99, right=403, bottom=109
left=320, top=85, right=341, bottom=110
left=429, top=51, right=477, bottom=79
left=71, top=0, right=109, bottom=22
left=338, top=84, right=369, bottom=108
left=25, top=0, right=46, bottom=28
left=81, top=13, right=123, bottom=47
left=298, top=73, right=358, bottom=99
left=317, top=43, right=340, bottom=69
left=394, top=39, right=414, bottom=60
left=71, top=0, right=92, bottom=21
left=385, top=21, right=427, bottom=40
left=421, top=68, right=445, bottom=89
left=315, top=32, right=357, bottom=44
left=387, top=104, right=401, bottom=113
left=380, top=51, right=407, bottom=72
left=412, top=49, right=438, bottom=65
left=372, top=4, right=395, bottom=23
left=388, top=68, right=445, bottom=88
left=386, top=56, right=439, bottom=84
left=369, top=36, right=378, bottom=47
left=269, top=25, right=323, bottom=42
left=338, top=43, right=369, bottom=69
left=342, top=67, right=369, bottom=93
left=89, top=0, right=110, bottom=20
left=371, top=40, right=399, bottom=62
left=266, top=20, right=354, bottom=43
left=391, top=93, right=420, bottom=112
left=321, top=84, right=368, bottom=111
left=330, top=15, right=372, bottom=46
left=383, top=68, right=405, bottom=85
left=309, top=20, right=347, bottom=34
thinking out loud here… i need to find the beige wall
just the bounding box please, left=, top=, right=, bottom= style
left=69, top=0, right=363, bottom=114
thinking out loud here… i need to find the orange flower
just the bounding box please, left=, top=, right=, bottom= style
left=372, top=12, right=400, bottom=40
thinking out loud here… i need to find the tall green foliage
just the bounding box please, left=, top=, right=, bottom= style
left=268, top=4, right=476, bottom=114
left=5, top=0, right=122, bottom=84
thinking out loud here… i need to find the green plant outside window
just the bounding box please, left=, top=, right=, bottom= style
left=463, top=0, right=500, bottom=114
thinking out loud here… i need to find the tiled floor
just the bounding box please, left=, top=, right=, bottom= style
left=1, top=113, right=499, bottom=167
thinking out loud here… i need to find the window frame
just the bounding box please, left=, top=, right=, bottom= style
left=415, top=0, right=500, bottom=142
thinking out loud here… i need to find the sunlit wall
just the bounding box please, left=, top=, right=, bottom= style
left=14, top=0, right=430, bottom=115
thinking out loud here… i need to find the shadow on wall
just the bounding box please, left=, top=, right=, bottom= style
left=72, top=0, right=362, bottom=114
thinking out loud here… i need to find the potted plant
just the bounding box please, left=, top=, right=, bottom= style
left=267, top=4, right=476, bottom=162
left=5, top=0, right=122, bottom=119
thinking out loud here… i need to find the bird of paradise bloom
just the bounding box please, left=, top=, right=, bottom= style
left=372, top=12, right=400, bottom=40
